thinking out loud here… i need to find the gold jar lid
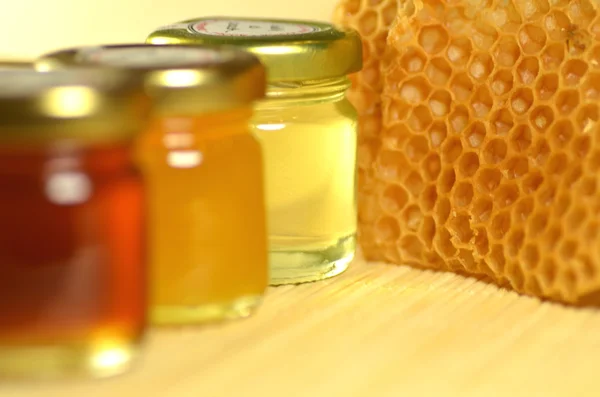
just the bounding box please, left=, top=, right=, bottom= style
left=37, top=44, right=266, bottom=115
left=146, top=17, right=363, bottom=82
left=0, top=69, right=150, bottom=145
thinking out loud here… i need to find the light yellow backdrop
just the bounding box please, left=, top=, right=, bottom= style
left=0, top=0, right=338, bottom=59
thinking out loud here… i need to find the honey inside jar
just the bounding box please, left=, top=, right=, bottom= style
left=37, top=45, right=269, bottom=325
left=147, top=18, right=363, bottom=285
left=0, top=69, right=150, bottom=379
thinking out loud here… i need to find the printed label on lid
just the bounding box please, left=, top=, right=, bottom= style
left=190, top=19, right=321, bottom=37
left=76, top=46, right=225, bottom=68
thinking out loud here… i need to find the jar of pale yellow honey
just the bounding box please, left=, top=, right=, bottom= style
left=37, top=44, right=269, bottom=325
left=147, top=18, right=363, bottom=285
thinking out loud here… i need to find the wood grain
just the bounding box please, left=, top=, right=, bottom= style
left=3, top=255, right=600, bottom=397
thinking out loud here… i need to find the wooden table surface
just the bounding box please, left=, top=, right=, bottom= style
left=3, top=255, right=600, bottom=397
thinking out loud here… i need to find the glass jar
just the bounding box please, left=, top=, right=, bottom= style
left=0, top=69, right=150, bottom=379
left=38, top=45, right=269, bottom=325
left=147, top=18, right=363, bottom=285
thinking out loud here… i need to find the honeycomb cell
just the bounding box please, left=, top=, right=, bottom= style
left=474, top=226, right=490, bottom=256
left=491, top=69, right=514, bottom=96
left=422, top=152, right=442, bottom=180
left=435, top=227, right=458, bottom=257
left=426, top=57, right=453, bottom=86
left=406, top=135, right=429, bottom=162
left=518, top=24, right=547, bottom=54
left=559, top=239, right=578, bottom=261
left=446, top=37, right=472, bottom=67
left=576, top=104, right=599, bottom=133
left=504, top=155, right=529, bottom=179
left=529, top=106, right=555, bottom=132
left=493, top=36, right=521, bottom=67
left=522, top=171, right=544, bottom=193
left=443, top=136, right=464, bottom=164
left=386, top=98, right=412, bottom=122
left=538, top=181, right=557, bottom=206
left=580, top=176, right=597, bottom=196
left=405, top=170, right=425, bottom=196
left=579, top=255, right=596, bottom=279
left=419, top=24, right=450, bottom=54
left=375, top=216, right=401, bottom=241
left=544, top=10, right=571, bottom=41
left=549, top=120, right=574, bottom=148
left=458, top=152, right=480, bottom=177
left=514, top=197, right=535, bottom=221
left=471, top=86, right=493, bottom=118
left=585, top=221, right=599, bottom=242
left=421, top=183, right=438, bottom=212
left=449, top=105, right=470, bottom=133
left=526, top=276, right=543, bottom=296
left=541, top=43, right=565, bottom=70
left=472, top=20, right=499, bottom=50
left=490, top=108, right=514, bottom=135
left=468, top=53, right=494, bottom=82
left=450, top=73, right=474, bottom=101
left=380, top=184, right=409, bottom=213
left=402, top=204, right=423, bottom=231
left=516, top=57, right=540, bottom=84
left=439, top=167, right=456, bottom=194
left=511, top=87, right=534, bottom=115
left=515, top=0, right=550, bottom=21
left=428, top=121, right=447, bottom=147
left=358, top=9, right=379, bottom=36
left=540, top=258, right=557, bottom=287
left=494, top=182, right=519, bottom=208
left=476, top=168, right=502, bottom=193
left=509, top=125, right=532, bottom=152
left=458, top=249, right=478, bottom=272
left=529, top=211, right=549, bottom=235
left=483, top=138, right=508, bottom=164
left=420, top=215, right=436, bottom=247
left=567, top=0, right=597, bottom=27
left=472, top=197, right=494, bottom=223
left=509, top=262, right=526, bottom=290
left=383, top=123, right=411, bottom=150
left=562, top=269, right=577, bottom=297
left=399, top=76, right=432, bottom=104
left=465, top=122, right=487, bottom=148
left=589, top=150, right=600, bottom=171
left=565, top=164, right=583, bottom=187
left=522, top=244, right=540, bottom=271
left=454, top=181, right=474, bottom=207
left=554, top=192, right=571, bottom=216
left=535, top=73, right=559, bottom=100
left=555, top=89, right=580, bottom=115
left=491, top=210, right=511, bottom=240
left=448, top=212, right=474, bottom=243
left=401, top=46, right=428, bottom=73
left=507, top=228, right=526, bottom=257
left=491, top=1, right=522, bottom=32
left=377, top=149, right=411, bottom=180
left=399, top=234, right=425, bottom=261
left=531, top=138, right=551, bottom=165
left=567, top=207, right=586, bottom=231
left=488, top=244, right=506, bottom=272
left=562, top=59, right=589, bottom=86
left=381, top=1, right=398, bottom=25
left=407, top=105, right=434, bottom=132
left=429, top=89, right=452, bottom=117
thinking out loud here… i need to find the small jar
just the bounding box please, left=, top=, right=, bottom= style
left=147, top=18, right=363, bottom=285
left=0, top=69, right=150, bottom=379
left=38, top=45, right=269, bottom=325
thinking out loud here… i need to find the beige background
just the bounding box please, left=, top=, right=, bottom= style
left=0, top=0, right=338, bottom=59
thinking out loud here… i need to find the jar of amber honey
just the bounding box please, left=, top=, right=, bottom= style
left=147, top=18, right=363, bottom=285
left=0, top=69, right=149, bottom=379
left=38, top=45, right=269, bottom=325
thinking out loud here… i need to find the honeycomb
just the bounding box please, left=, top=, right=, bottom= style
left=334, top=0, right=600, bottom=305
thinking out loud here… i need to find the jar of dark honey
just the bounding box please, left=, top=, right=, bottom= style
left=0, top=69, right=150, bottom=379
left=38, top=45, right=269, bottom=326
